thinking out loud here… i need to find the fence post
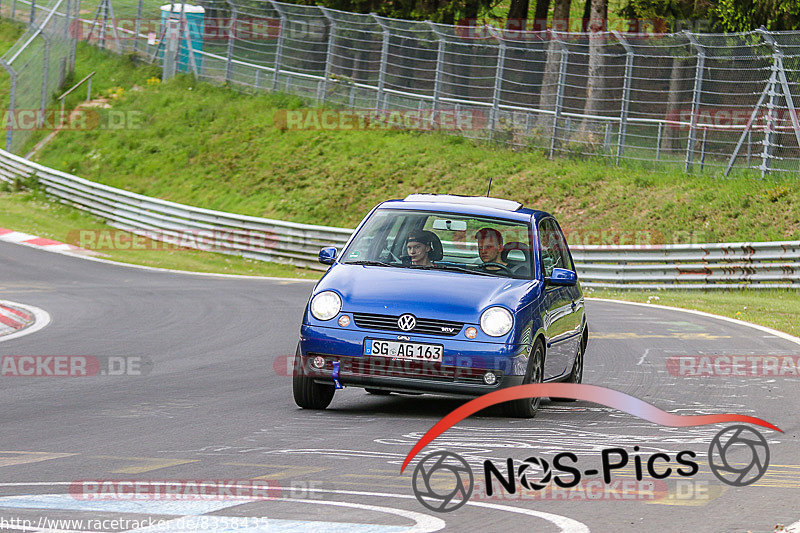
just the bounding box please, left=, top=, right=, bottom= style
left=372, top=14, right=389, bottom=110
left=133, top=0, right=143, bottom=53
left=760, top=29, right=800, bottom=172
left=269, top=0, right=286, bottom=91
left=39, top=33, right=50, bottom=128
left=2, top=63, right=16, bottom=152
left=427, top=22, right=445, bottom=113
left=549, top=33, right=567, bottom=158
left=487, top=26, right=506, bottom=132
left=69, top=0, right=77, bottom=71
left=684, top=32, right=705, bottom=172
left=319, top=7, right=337, bottom=103
left=29, top=0, right=35, bottom=26
left=225, top=6, right=237, bottom=83
left=612, top=30, right=633, bottom=165
left=11, top=0, right=16, bottom=21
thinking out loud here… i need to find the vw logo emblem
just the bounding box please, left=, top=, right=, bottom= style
left=397, top=314, right=416, bottom=331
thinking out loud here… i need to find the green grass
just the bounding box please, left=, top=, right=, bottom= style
left=19, top=43, right=799, bottom=243
left=0, top=189, right=322, bottom=279
left=587, top=288, right=800, bottom=337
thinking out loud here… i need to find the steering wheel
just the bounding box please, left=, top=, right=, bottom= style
left=382, top=247, right=402, bottom=263
left=477, top=262, right=514, bottom=275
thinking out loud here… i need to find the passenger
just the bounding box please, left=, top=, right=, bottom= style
left=475, top=227, right=506, bottom=267
left=406, top=231, right=435, bottom=267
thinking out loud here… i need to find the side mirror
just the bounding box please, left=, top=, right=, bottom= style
left=545, top=268, right=577, bottom=286
left=318, top=246, right=337, bottom=265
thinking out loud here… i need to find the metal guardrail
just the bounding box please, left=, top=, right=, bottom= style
left=0, top=148, right=797, bottom=286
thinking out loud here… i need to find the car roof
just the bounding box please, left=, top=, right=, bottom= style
left=378, top=194, right=547, bottom=223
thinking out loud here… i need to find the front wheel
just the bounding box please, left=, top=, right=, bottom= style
left=292, top=343, right=335, bottom=410
left=551, top=325, right=587, bottom=402
left=502, top=339, right=545, bottom=418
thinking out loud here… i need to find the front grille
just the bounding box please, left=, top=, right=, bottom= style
left=352, top=312, right=464, bottom=336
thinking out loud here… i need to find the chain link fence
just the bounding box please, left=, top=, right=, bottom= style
left=3, top=0, right=800, bottom=176
left=0, top=0, right=78, bottom=153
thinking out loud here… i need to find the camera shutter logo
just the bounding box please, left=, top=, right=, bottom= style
left=518, top=456, right=552, bottom=491
left=708, top=425, right=770, bottom=486
left=412, top=451, right=473, bottom=512
left=398, top=314, right=416, bottom=331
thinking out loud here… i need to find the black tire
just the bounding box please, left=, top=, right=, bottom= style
left=551, top=325, right=587, bottom=402
left=502, top=339, right=545, bottom=418
left=292, top=343, right=335, bottom=410
left=365, top=388, right=391, bottom=396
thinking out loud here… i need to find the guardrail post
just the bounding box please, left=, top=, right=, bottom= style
left=225, top=6, right=237, bottom=83
left=612, top=30, right=633, bottom=165
left=39, top=33, right=50, bottom=128
left=268, top=0, right=286, bottom=91
left=684, top=32, right=704, bottom=172
left=29, top=0, right=36, bottom=25
left=428, top=22, right=445, bottom=114
left=372, top=14, right=389, bottom=110
left=487, top=26, right=506, bottom=132
left=11, top=0, right=16, bottom=21
left=319, top=7, right=337, bottom=103
left=549, top=33, right=567, bottom=158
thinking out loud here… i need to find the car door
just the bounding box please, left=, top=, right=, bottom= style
left=538, top=218, right=573, bottom=379
left=551, top=218, right=583, bottom=361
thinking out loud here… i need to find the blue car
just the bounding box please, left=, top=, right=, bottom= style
left=293, top=194, right=587, bottom=417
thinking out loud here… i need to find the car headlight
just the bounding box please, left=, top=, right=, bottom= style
left=480, top=307, right=513, bottom=337
left=310, top=291, right=342, bottom=321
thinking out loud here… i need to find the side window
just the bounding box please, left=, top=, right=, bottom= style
left=538, top=219, right=560, bottom=277
left=538, top=218, right=573, bottom=277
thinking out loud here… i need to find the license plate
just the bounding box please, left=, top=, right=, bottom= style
left=364, top=339, right=443, bottom=362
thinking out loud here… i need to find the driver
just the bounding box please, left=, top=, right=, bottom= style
left=475, top=227, right=506, bottom=267
left=406, top=231, right=435, bottom=266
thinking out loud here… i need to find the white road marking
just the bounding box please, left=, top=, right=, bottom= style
left=0, top=483, right=589, bottom=533
left=787, top=519, right=800, bottom=533
left=636, top=348, right=651, bottom=366
left=587, top=298, right=800, bottom=348
left=0, top=300, right=51, bottom=343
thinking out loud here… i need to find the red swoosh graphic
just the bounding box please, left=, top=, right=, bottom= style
left=400, top=383, right=782, bottom=473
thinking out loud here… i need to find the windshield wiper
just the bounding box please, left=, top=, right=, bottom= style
left=434, top=264, right=497, bottom=277
left=347, top=260, right=396, bottom=267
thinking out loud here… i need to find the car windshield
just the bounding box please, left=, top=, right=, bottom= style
left=341, top=208, right=533, bottom=279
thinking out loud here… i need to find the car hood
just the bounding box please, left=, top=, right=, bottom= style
left=314, top=263, right=540, bottom=322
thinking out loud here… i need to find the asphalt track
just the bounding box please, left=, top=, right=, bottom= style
left=1, top=240, right=799, bottom=533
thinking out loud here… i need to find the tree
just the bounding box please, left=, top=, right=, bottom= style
left=713, top=0, right=800, bottom=31
left=535, top=0, right=572, bottom=134
left=573, top=0, right=607, bottom=145
left=507, top=0, right=530, bottom=29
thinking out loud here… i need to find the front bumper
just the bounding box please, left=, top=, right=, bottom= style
left=299, top=323, right=530, bottom=397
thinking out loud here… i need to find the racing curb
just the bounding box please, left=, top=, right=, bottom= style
left=0, top=227, right=315, bottom=282
left=0, top=300, right=51, bottom=343
left=0, top=227, right=100, bottom=257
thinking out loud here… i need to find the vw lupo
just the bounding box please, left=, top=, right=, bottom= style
left=293, top=194, right=587, bottom=417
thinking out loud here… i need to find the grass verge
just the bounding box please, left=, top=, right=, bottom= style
left=0, top=189, right=322, bottom=280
